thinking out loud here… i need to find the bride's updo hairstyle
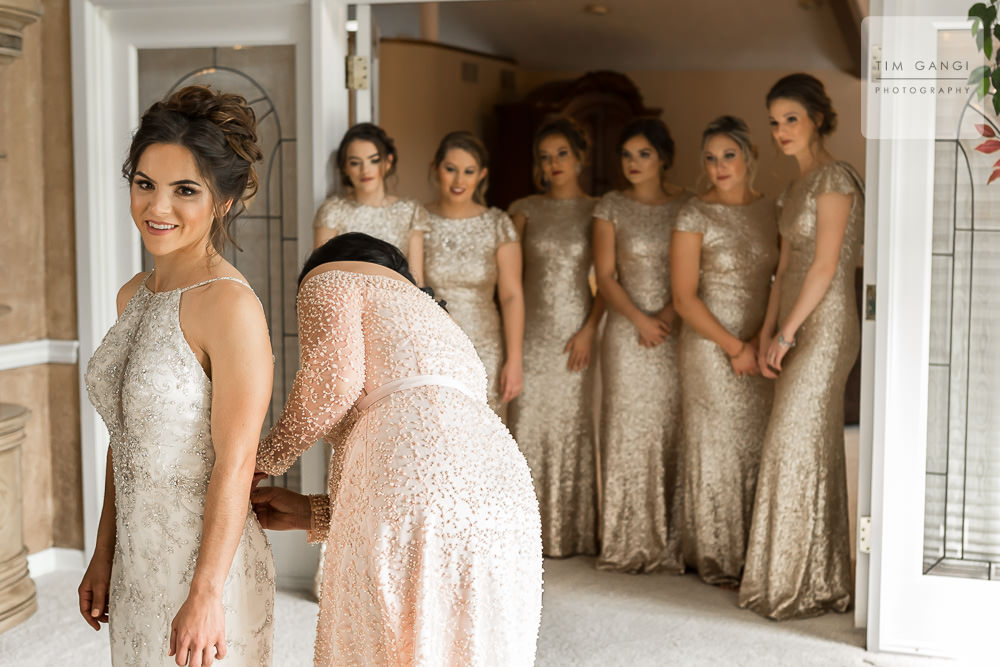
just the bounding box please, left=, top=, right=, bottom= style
left=298, top=232, right=447, bottom=310
left=122, top=85, right=263, bottom=253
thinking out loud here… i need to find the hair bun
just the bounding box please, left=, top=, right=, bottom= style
left=165, top=86, right=263, bottom=169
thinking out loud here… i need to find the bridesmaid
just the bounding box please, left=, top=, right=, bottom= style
left=313, top=123, right=429, bottom=284
left=671, top=116, right=778, bottom=587
left=740, top=73, right=863, bottom=619
left=507, top=117, right=602, bottom=557
left=593, top=117, right=689, bottom=573
left=423, top=131, right=524, bottom=418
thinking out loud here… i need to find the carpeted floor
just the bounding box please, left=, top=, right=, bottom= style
left=0, top=557, right=959, bottom=667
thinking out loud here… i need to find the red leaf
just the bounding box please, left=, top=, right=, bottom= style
left=978, top=123, right=997, bottom=137
left=976, top=139, right=1000, bottom=153
left=989, top=168, right=1000, bottom=185
left=995, top=157, right=1000, bottom=168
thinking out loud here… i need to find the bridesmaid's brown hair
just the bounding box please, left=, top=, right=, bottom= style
left=430, top=131, right=490, bottom=205
left=766, top=73, right=838, bottom=137
left=531, top=116, right=589, bottom=192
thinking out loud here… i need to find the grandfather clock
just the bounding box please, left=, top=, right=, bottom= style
left=491, top=71, right=661, bottom=209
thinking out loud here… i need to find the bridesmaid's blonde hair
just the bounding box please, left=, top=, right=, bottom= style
left=697, top=115, right=759, bottom=194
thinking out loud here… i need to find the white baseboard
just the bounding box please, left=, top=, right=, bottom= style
left=27, top=547, right=85, bottom=575
left=276, top=575, right=318, bottom=595
left=0, top=339, right=80, bottom=371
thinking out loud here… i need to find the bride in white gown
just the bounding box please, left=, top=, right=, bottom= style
left=79, top=86, right=275, bottom=667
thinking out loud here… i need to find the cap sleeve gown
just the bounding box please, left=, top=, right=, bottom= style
left=85, top=276, right=275, bottom=665
left=594, top=190, right=689, bottom=573
left=313, top=196, right=430, bottom=254
left=256, top=270, right=542, bottom=666
left=739, top=161, right=864, bottom=619
left=423, top=207, right=520, bottom=419
left=507, top=194, right=599, bottom=557
left=674, top=197, right=778, bottom=586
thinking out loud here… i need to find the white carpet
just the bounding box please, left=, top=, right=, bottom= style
left=0, top=558, right=957, bottom=666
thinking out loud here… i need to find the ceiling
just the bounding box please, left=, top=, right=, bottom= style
left=373, top=0, right=858, bottom=72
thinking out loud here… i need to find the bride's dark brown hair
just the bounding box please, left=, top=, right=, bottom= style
left=122, top=85, right=263, bottom=253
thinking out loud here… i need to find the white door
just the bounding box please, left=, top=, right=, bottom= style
left=865, top=1, right=1000, bottom=660
left=72, top=0, right=350, bottom=587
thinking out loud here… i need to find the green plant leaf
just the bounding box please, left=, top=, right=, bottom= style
left=970, top=2, right=990, bottom=22
left=993, top=92, right=1000, bottom=116
left=988, top=5, right=998, bottom=24
left=977, top=25, right=986, bottom=52
left=994, top=22, right=1000, bottom=42
left=992, top=68, right=1000, bottom=89
left=987, top=27, right=994, bottom=60
left=969, top=64, right=990, bottom=85
left=973, top=16, right=983, bottom=38
left=982, top=75, right=992, bottom=99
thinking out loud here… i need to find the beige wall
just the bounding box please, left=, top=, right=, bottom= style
left=0, top=0, right=83, bottom=553
left=519, top=68, right=865, bottom=200
left=378, top=39, right=521, bottom=203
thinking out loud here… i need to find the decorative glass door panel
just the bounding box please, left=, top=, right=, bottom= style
left=137, top=46, right=302, bottom=490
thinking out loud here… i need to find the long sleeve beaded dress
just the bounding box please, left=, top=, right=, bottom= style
left=256, top=269, right=542, bottom=666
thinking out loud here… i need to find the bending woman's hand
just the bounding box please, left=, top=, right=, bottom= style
left=250, top=483, right=311, bottom=531
left=78, top=548, right=113, bottom=631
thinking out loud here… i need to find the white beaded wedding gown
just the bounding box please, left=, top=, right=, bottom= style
left=85, top=276, right=275, bottom=665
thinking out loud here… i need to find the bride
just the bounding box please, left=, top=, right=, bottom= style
left=78, top=85, right=275, bottom=667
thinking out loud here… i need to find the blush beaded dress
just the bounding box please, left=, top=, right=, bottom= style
left=256, top=269, right=542, bottom=666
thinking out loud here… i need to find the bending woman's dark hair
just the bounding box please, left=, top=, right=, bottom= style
left=298, top=232, right=446, bottom=309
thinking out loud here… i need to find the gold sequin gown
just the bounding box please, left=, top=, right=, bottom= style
left=739, top=162, right=863, bottom=619
left=313, top=196, right=430, bottom=254
left=256, top=270, right=542, bottom=666
left=594, top=190, right=689, bottom=573
left=507, top=194, right=598, bottom=557
left=85, top=276, right=275, bottom=666
left=674, top=197, right=778, bottom=586
left=423, top=207, right=520, bottom=418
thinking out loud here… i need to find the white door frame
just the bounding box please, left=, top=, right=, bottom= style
left=70, top=0, right=349, bottom=573
left=865, top=1, right=1000, bottom=659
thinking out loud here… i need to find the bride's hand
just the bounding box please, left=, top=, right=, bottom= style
left=78, top=548, right=113, bottom=630
left=250, top=484, right=311, bottom=531
left=169, top=591, right=226, bottom=667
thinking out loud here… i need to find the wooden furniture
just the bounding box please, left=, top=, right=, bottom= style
left=0, top=403, right=36, bottom=633
left=491, top=71, right=660, bottom=209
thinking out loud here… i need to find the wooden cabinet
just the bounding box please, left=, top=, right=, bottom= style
left=491, top=71, right=660, bottom=208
